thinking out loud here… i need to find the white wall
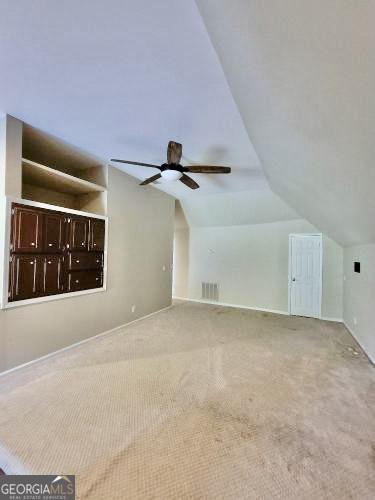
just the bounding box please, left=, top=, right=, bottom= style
left=0, top=167, right=174, bottom=372
left=173, top=228, right=189, bottom=298
left=174, top=219, right=343, bottom=320
left=343, top=244, right=375, bottom=363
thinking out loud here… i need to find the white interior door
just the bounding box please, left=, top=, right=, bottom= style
left=289, top=234, right=322, bottom=318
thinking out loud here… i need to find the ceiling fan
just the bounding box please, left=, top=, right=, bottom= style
left=111, top=141, right=231, bottom=190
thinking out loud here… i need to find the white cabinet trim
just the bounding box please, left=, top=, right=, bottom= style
left=1, top=196, right=108, bottom=309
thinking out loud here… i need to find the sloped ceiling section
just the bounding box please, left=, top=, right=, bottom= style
left=180, top=186, right=299, bottom=227
left=196, top=0, right=375, bottom=246
left=0, top=0, right=261, bottom=201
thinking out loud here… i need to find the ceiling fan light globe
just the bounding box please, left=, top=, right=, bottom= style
left=161, top=170, right=183, bottom=182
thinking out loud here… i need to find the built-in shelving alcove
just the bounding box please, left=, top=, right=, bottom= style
left=21, top=124, right=108, bottom=215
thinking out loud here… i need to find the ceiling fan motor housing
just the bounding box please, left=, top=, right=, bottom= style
left=160, top=163, right=183, bottom=171
left=160, top=163, right=183, bottom=181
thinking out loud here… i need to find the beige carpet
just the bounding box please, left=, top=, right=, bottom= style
left=0, top=301, right=374, bottom=499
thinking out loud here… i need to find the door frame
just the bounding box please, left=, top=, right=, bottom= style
left=288, top=233, right=323, bottom=319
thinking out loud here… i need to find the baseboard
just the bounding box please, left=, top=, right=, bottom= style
left=173, top=296, right=289, bottom=316
left=343, top=321, right=375, bottom=366
left=174, top=297, right=344, bottom=324
left=0, top=304, right=173, bottom=377
left=321, top=316, right=343, bottom=323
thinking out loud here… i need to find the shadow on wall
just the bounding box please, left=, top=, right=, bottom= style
left=173, top=200, right=190, bottom=297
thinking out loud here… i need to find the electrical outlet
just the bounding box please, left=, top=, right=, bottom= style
left=131, top=305, right=136, bottom=313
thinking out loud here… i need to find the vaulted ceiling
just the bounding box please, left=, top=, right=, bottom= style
left=196, top=0, right=375, bottom=245
left=0, top=0, right=260, bottom=200
left=0, top=1, right=373, bottom=243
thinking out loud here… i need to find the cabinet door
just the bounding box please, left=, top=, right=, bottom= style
left=44, top=213, right=65, bottom=253
left=68, top=252, right=103, bottom=271
left=68, top=217, right=89, bottom=251
left=89, top=219, right=105, bottom=251
left=9, top=255, right=42, bottom=301
left=11, top=206, right=43, bottom=253
left=42, top=255, right=64, bottom=295
left=68, top=270, right=103, bottom=292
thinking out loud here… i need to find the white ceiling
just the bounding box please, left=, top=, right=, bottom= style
left=0, top=0, right=261, bottom=199
left=196, top=0, right=375, bottom=246
left=178, top=187, right=300, bottom=228
left=2, top=1, right=371, bottom=240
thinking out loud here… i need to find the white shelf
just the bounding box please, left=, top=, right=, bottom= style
left=22, top=158, right=106, bottom=195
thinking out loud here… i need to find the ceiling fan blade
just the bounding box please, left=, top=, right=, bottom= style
left=167, top=141, right=182, bottom=165
left=180, top=173, right=199, bottom=190
left=139, top=173, right=162, bottom=185
left=183, top=165, right=231, bottom=174
left=111, top=159, right=161, bottom=169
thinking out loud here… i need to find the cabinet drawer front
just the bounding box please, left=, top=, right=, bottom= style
left=68, top=252, right=103, bottom=271
left=68, top=270, right=103, bottom=292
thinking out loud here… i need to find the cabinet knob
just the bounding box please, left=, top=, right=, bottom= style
left=96, top=260, right=100, bottom=263
left=30, top=261, right=35, bottom=265
left=76, top=260, right=80, bottom=263
left=96, top=277, right=99, bottom=281
left=30, top=242, right=35, bottom=246
left=81, top=242, right=85, bottom=246
left=48, top=243, right=53, bottom=247
left=47, top=261, right=52, bottom=264
left=94, top=243, right=97, bottom=246
left=75, top=280, right=79, bottom=284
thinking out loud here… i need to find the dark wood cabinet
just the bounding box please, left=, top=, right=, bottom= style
left=68, top=252, right=103, bottom=271
left=68, top=270, right=103, bottom=292
left=44, top=213, right=65, bottom=253
left=42, top=255, right=64, bottom=295
left=8, top=203, right=106, bottom=302
left=11, top=206, right=43, bottom=253
left=89, top=219, right=105, bottom=251
left=10, top=254, right=41, bottom=301
left=69, top=217, right=89, bottom=251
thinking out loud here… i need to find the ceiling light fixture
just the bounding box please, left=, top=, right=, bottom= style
left=160, top=169, right=183, bottom=182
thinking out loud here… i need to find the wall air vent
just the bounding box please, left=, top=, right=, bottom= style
left=201, top=282, right=219, bottom=301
